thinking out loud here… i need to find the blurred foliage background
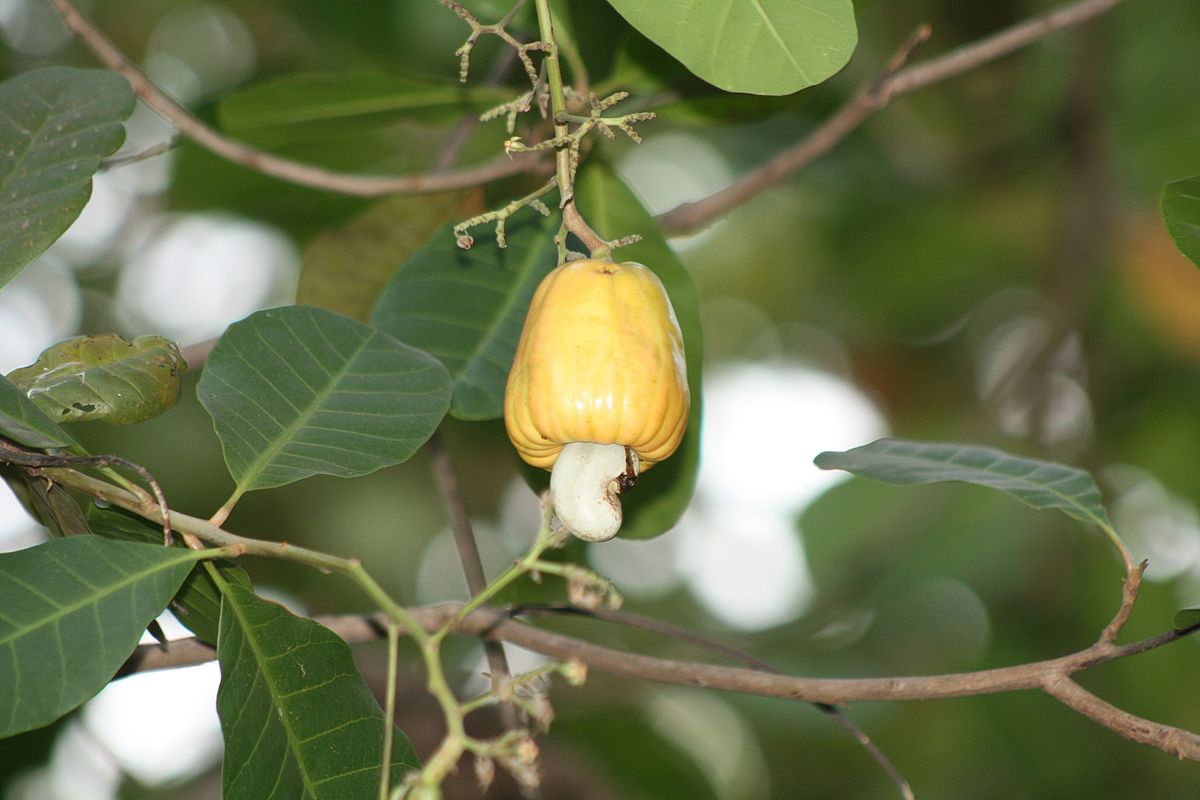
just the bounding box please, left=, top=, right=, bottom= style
left=3, top=0, right=1200, bottom=797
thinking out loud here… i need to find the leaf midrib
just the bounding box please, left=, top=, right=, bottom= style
left=868, top=444, right=1110, bottom=528
left=0, top=547, right=198, bottom=646
left=232, top=323, right=374, bottom=494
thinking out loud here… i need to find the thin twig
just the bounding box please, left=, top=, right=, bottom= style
left=657, top=0, right=1127, bottom=234
left=47, top=0, right=545, bottom=196
left=99, top=137, right=180, bottom=172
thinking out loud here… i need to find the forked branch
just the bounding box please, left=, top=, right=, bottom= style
left=656, top=0, right=1128, bottom=234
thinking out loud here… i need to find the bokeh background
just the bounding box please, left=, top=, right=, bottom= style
left=3, top=0, right=1200, bottom=797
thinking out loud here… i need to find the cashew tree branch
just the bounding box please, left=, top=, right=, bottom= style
left=656, top=0, right=1127, bottom=234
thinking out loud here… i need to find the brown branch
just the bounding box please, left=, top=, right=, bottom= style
left=47, top=0, right=545, bottom=197
left=656, top=0, right=1127, bottom=235
left=120, top=605, right=1200, bottom=762
left=1042, top=674, right=1200, bottom=760
left=511, top=605, right=914, bottom=800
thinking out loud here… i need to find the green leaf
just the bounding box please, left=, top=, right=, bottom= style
left=563, top=162, right=704, bottom=540
left=0, top=537, right=200, bottom=737
left=1174, top=607, right=1200, bottom=631
left=217, top=583, right=418, bottom=799
left=0, top=67, right=135, bottom=288
left=0, top=374, right=78, bottom=450
left=87, top=505, right=251, bottom=645
left=603, top=0, right=857, bottom=95
left=217, top=71, right=508, bottom=133
left=197, top=305, right=452, bottom=497
left=7, top=334, right=186, bottom=425
left=299, top=191, right=481, bottom=323
left=814, top=438, right=1115, bottom=531
left=0, top=464, right=90, bottom=538
left=1161, top=176, right=1200, bottom=268
left=370, top=213, right=560, bottom=420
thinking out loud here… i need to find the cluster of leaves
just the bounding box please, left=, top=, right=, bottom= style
left=3, top=0, right=1200, bottom=796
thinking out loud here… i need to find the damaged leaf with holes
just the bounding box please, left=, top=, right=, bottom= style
left=7, top=334, right=187, bottom=425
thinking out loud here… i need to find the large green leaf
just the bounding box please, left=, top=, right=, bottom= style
left=604, top=0, right=857, bottom=95
left=299, top=191, right=480, bottom=323
left=814, top=439, right=1115, bottom=531
left=217, top=583, right=418, bottom=799
left=370, top=213, right=560, bottom=420
left=0, top=537, right=200, bottom=737
left=87, top=505, right=251, bottom=645
left=0, top=374, right=78, bottom=450
left=217, top=71, right=508, bottom=134
left=197, top=306, right=452, bottom=499
left=7, top=335, right=186, bottom=425
left=554, top=162, right=704, bottom=540
left=1161, top=176, right=1200, bottom=268
left=0, top=67, right=135, bottom=288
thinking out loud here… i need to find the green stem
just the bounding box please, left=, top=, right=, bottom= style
left=552, top=11, right=589, bottom=94
left=379, top=622, right=399, bottom=800
left=532, top=0, right=608, bottom=258
left=46, top=466, right=431, bottom=645
left=459, top=662, right=559, bottom=716
left=432, top=504, right=556, bottom=643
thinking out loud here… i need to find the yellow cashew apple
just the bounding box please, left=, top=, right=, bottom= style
left=505, top=258, right=689, bottom=541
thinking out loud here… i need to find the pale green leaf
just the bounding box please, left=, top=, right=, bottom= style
left=217, top=583, right=418, bottom=799
left=7, top=334, right=186, bottom=425
left=0, top=537, right=200, bottom=736
left=300, top=191, right=480, bottom=323
left=197, top=306, right=451, bottom=496
left=815, top=438, right=1115, bottom=531
left=1161, top=176, right=1200, bottom=268
left=604, top=0, right=857, bottom=95
left=370, top=213, right=560, bottom=420
left=0, top=67, right=134, bottom=288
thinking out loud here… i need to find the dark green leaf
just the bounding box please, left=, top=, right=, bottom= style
left=0, top=67, right=135, bottom=288
left=217, top=71, right=509, bottom=133
left=0, top=537, right=200, bottom=737
left=7, top=335, right=186, bottom=425
left=197, top=306, right=452, bottom=498
left=0, top=374, right=78, bottom=450
left=87, top=505, right=251, bottom=645
left=1161, top=176, right=1200, bottom=268
left=300, top=191, right=481, bottom=322
left=217, top=583, right=418, bottom=799
left=815, top=439, right=1115, bottom=531
left=370, top=213, right=560, bottom=420
left=0, top=464, right=90, bottom=538
left=603, top=0, right=857, bottom=95
left=563, top=162, right=704, bottom=540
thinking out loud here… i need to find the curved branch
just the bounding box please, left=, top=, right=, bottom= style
left=47, top=0, right=546, bottom=196
left=1042, top=674, right=1200, bottom=760
left=119, top=605, right=1200, bottom=762
left=656, top=0, right=1127, bottom=235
